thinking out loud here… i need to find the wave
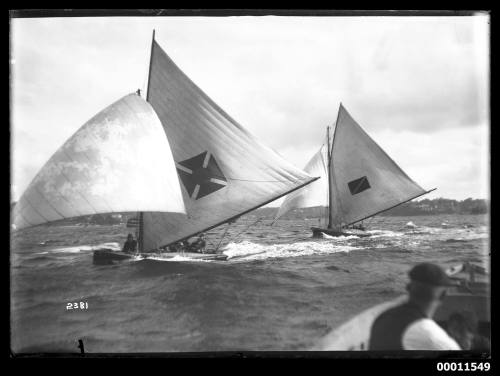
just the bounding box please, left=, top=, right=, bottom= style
left=46, top=242, right=121, bottom=254
left=366, top=230, right=404, bottom=239
left=222, top=240, right=360, bottom=261
left=320, top=233, right=359, bottom=240
left=443, top=233, right=488, bottom=242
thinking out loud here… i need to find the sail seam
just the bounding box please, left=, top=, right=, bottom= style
left=32, top=185, right=66, bottom=219
left=149, top=46, right=303, bottom=184
left=23, top=194, right=50, bottom=223
left=15, top=207, right=34, bottom=227
left=69, top=136, right=116, bottom=214
left=58, top=148, right=100, bottom=215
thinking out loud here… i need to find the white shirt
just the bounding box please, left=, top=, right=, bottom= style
left=403, top=318, right=462, bottom=350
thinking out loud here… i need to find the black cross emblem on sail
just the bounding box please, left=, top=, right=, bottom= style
left=348, top=176, right=371, bottom=195
left=176, top=151, right=228, bottom=200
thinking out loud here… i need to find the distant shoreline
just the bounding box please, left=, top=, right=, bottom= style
left=14, top=198, right=488, bottom=227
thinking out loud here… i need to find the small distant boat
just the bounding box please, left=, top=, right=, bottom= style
left=274, top=105, right=435, bottom=237
left=12, top=31, right=318, bottom=264
left=405, top=221, right=417, bottom=228
left=313, top=262, right=490, bottom=350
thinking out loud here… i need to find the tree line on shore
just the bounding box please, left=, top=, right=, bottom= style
left=14, top=197, right=487, bottom=226
left=250, top=197, right=489, bottom=220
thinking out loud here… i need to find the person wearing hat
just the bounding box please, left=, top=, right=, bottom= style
left=368, top=262, right=461, bottom=350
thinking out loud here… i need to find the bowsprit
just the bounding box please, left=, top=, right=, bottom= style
left=176, top=151, right=228, bottom=200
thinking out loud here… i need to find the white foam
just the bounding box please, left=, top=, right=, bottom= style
left=47, top=242, right=121, bottom=253
left=138, top=255, right=211, bottom=263
left=320, top=233, right=359, bottom=240
left=366, top=230, right=404, bottom=238
left=222, top=240, right=360, bottom=261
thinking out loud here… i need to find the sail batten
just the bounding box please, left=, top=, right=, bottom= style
left=12, top=94, right=186, bottom=231
left=142, top=40, right=317, bottom=251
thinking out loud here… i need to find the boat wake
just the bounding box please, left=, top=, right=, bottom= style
left=222, top=240, right=360, bottom=261
left=36, top=242, right=121, bottom=255
left=136, top=255, right=212, bottom=263
left=365, top=230, right=404, bottom=238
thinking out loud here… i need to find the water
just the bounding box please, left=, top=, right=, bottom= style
left=10, top=214, right=489, bottom=353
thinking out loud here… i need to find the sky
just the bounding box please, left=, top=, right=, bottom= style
left=10, top=14, right=490, bottom=206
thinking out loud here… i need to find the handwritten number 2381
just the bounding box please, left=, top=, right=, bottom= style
left=66, top=302, right=88, bottom=310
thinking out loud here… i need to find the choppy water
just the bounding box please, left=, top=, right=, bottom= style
left=10, top=214, right=489, bottom=353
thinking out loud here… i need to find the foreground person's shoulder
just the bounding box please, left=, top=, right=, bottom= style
left=402, top=319, right=461, bottom=350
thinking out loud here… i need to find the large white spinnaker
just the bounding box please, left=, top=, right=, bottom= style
left=328, top=104, right=430, bottom=227
left=274, top=144, right=329, bottom=222
left=141, top=39, right=318, bottom=251
left=12, top=93, right=186, bottom=231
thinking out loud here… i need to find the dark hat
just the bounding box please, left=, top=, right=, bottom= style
left=408, top=263, right=457, bottom=287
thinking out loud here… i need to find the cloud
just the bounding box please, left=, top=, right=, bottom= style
left=10, top=15, right=489, bottom=202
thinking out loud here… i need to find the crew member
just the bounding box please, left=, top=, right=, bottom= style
left=369, top=262, right=461, bottom=350
left=122, top=233, right=137, bottom=253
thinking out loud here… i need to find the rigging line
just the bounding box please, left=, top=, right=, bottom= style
left=214, top=222, right=232, bottom=252
left=226, top=217, right=262, bottom=244
left=226, top=178, right=310, bottom=183
left=157, top=176, right=319, bottom=249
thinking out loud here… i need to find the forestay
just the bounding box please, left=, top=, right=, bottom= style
left=142, top=40, right=317, bottom=251
left=328, top=104, right=427, bottom=227
left=12, top=94, right=186, bottom=230
left=274, top=144, right=329, bottom=221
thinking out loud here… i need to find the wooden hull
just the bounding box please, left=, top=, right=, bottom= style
left=313, top=263, right=490, bottom=351
left=93, top=249, right=136, bottom=265
left=92, top=249, right=228, bottom=264
left=311, top=227, right=371, bottom=238
left=141, top=252, right=228, bottom=261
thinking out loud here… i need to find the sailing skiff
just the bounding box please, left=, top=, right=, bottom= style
left=12, top=31, right=319, bottom=263
left=274, top=104, right=435, bottom=237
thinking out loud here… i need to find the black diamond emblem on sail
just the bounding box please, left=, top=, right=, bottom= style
left=176, top=151, right=227, bottom=200
left=348, top=176, right=371, bottom=195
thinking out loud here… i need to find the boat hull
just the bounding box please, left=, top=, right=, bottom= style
left=93, top=249, right=136, bottom=265
left=141, top=252, right=228, bottom=261
left=311, top=227, right=371, bottom=238
left=92, top=249, right=228, bottom=264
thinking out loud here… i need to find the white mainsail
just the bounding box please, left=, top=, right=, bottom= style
left=12, top=94, right=186, bottom=230
left=274, top=104, right=431, bottom=229
left=141, top=39, right=318, bottom=251
left=274, top=144, right=329, bottom=221
left=328, top=104, right=428, bottom=227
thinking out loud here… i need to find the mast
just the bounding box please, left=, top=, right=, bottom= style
left=146, top=29, right=155, bottom=103
left=327, top=104, right=342, bottom=229
left=326, top=126, right=333, bottom=229
left=138, top=29, right=156, bottom=253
